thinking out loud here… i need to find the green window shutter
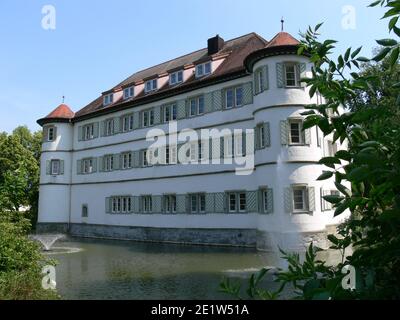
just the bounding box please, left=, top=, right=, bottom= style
left=264, top=65, right=269, bottom=90
left=280, top=120, right=289, bottom=145
left=176, top=194, right=187, bottom=214
left=205, top=193, right=214, bottom=213
left=152, top=195, right=162, bottom=213
left=266, top=188, right=274, bottom=214
left=43, top=127, right=49, bottom=142
left=52, top=127, right=57, bottom=140
left=214, top=192, right=225, bottom=213
left=100, top=121, right=106, bottom=137
left=93, top=122, right=99, bottom=138
left=60, top=160, right=64, bottom=175
left=133, top=196, right=140, bottom=213
left=284, top=187, right=293, bottom=213
left=204, top=92, right=213, bottom=113
left=98, top=156, right=104, bottom=172
left=105, top=197, right=111, bottom=213
left=246, top=191, right=258, bottom=213
left=254, top=70, right=260, bottom=95
left=154, top=106, right=161, bottom=124
left=254, top=126, right=260, bottom=150
left=77, top=126, right=83, bottom=141
left=133, top=112, right=140, bottom=129
left=92, top=158, right=97, bottom=173
left=177, top=100, right=186, bottom=119
left=304, top=128, right=311, bottom=145
left=299, top=62, right=307, bottom=87
left=276, top=63, right=284, bottom=88
left=242, top=82, right=253, bottom=105
left=46, top=160, right=51, bottom=175
left=113, top=118, right=120, bottom=134
left=77, top=160, right=82, bottom=175
left=212, top=90, right=222, bottom=111
left=112, top=154, right=120, bottom=170
left=133, top=151, right=140, bottom=168
left=308, top=187, right=315, bottom=212
left=264, top=122, right=271, bottom=147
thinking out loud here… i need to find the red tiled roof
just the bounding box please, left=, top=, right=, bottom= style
left=73, top=32, right=268, bottom=119
left=45, top=104, right=75, bottom=119
left=266, top=32, right=300, bottom=48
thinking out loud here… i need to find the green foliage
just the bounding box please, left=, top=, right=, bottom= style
left=221, top=0, right=400, bottom=300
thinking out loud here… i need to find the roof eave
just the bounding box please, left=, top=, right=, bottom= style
left=244, top=45, right=310, bottom=72
left=37, top=117, right=72, bottom=127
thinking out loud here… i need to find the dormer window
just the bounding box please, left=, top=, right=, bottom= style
left=169, top=70, right=183, bottom=86
left=195, top=62, right=212, bottom=78
left=123, top=86, right=134, bottom=100
left=145, top=79, right=158, bottom=93
left=104, top=93, right=113, bottom=106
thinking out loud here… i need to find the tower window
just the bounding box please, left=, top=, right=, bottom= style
left=293, top=187, right=308, bottom=212
left=289, top=120, right=304, bottom=145
left=50, top=159, right=61, bottom=175
left=284, top=63, right=300, bottom=87
left=47, top=127, right=55, bottom=141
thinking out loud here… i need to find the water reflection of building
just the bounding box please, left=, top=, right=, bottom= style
left=37, top=30, right=349, bottom=251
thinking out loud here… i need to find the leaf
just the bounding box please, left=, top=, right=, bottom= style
left=317, top=171, right=334, bottom=181
left=368, top=0, right=381, bottom=7
left=372, top=47, right=391, bottom=62
left=357, top=57, right=370, bottom=62
left=334, top=202, right=348, bottom=217
left=394, top=26, right=400, bottom=37
left=347, top=166, right=370, bottom=182
left=390, top=47, right=400, bottom=67
left=389, top=16, right=399, bottom=30
left=351, top=46, right=362, bottom=59
left=335, top=150, right=352, bottom=161
left=335, top=182, right=351, bottom=197
left=323, top=195, right=344, bottom=204
left=375, top=38, right=398, bottom=46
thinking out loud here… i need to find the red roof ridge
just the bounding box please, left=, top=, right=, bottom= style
left=266, top=31, right=300, bottom=48
left=44, top=103, right=75, bottom=119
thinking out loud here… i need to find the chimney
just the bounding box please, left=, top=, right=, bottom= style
left=207, top=35, right=225, bottom=55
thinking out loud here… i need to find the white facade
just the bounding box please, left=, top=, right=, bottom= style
left=38, top=36, right=349, bottom=250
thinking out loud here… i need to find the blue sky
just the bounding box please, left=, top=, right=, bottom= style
left=0, top=0, right=388, bottom=133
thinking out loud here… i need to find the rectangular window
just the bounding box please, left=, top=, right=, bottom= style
left=50, top=159, right=60, bottom=175
left=145, top=79, right=158, bottom=93
left=196, top=62, right=212, bottom=78
left=229, top=193, right=237, bottom=212
left=83, top=159, right=93, bottom=174
left=239, top=192, right=246, bottom=212
left=142, top=196, right=152, bottom=213
left=190, top=194, right=206, bottom=214
left=164, top=104, right=177, bottom=122
left=289, top=120, right=304, bottom=145
left=189, top=96, right=205, bottom=117
left=163, top=195, right=177, bottom=213
left=293, top=187, right=307, bottom=212
left=284, top=63, right=300, bottom=87
left=225, top=86, right=243, bottom=109
left=123, top=87, right=134, bottom=100
left=258, top=124, right=265, bottom=148
left=83, top=124, right=95, bottom=140
left=122, top=114, right=134, bottom=132
left=47, top=127, right=55, bottom=141
left=104, top=93, right=113, bottom=106
left=111, top=196, right=131, bottom=214
left=257, top=69, right=264, bottom=93
left=104, top=155, right=114, bottom=172
left=263, top=190, right=269, bottom=212
left=122, top=153, right=132, bottom=169
left=169, top=70, right=183, bottom=86
left=142, top=109, right=154, bottom=127
left=82, top=205, right=88, bottom=218
left=227, top=192, right=246, bottom=213
left=105, top=119, right=114, bottom=136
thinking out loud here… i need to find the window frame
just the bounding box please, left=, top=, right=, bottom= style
left=47, top=127, right=55, bottom=142
left=195, top=62, right=212, bottom=78
left=82, top=204, right=88, bottom=218
left=288, top=119, right=304, bottom=145
left=284, top=62, right=300, bottom=88
left=103, top=93, right=114, bottom=106
left=164, top=103, right=177, bottom=122
left=225, top=86, right=243, bottom=109
left=142, top=195, right=153, bottom=213
left=189, top=96, right=205, bottom=117
left=163, top=194, right=177, bottom=214
left=122, top=152, right=132, bottom=170
left=123, top=86, right=134, bottom=100
left=190, top=193, right=206, bottom=214
left=83, top=124, right=95, bottom=141
left=122, top=114, right=134, bottom=132
left=292, top=186, right=308, bottom=213
left=50, top=159, right=61, bottom=175
left=145, top=79, right=158, bottom=93
left=82, top=158, right=94, bottom=174
left=169, top=70, right=183, bottom=86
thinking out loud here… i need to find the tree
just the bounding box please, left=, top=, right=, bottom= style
left=221, top=0, right=400, bottom=300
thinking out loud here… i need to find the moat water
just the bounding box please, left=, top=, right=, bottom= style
left=49, top=238, right=291, bottom=300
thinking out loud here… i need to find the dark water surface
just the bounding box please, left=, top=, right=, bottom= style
left=50, top=238, right=286, bottom=300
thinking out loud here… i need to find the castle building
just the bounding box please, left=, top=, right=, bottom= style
left=37, top=31, right=347, bottom=250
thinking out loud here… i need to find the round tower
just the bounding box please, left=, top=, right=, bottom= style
left=245, top=32, right=347, bottom=251
left=36, top=104, right=74, bottom=233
